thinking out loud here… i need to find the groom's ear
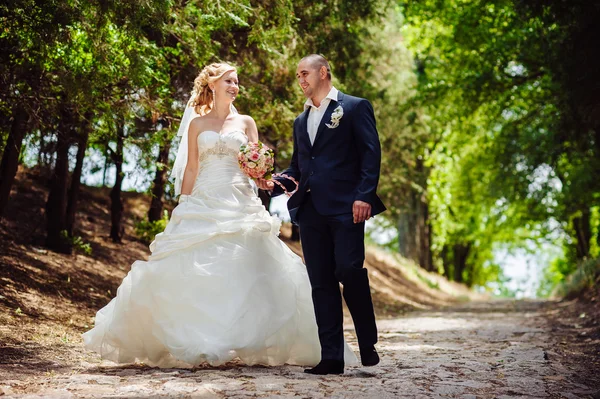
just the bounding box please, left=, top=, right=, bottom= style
left=319, top=66, right=328, bottom=80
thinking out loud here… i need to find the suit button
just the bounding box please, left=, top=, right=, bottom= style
left=310, top=171, right=314, bottom=176
left=311, top=156, right=315, bottom=160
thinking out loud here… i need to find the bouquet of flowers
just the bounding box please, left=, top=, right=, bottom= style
left=238, top=142, right=275, bottom=179
left=238, top=142, right=298, bottom=197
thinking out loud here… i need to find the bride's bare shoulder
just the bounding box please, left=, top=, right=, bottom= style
left=188, top=114, right=210, bottom=135
left=237, top=114, right=258, bottom=141
left=235, top=114, right=255, bottom=124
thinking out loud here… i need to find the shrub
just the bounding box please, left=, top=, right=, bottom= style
left=59, top=231, right=92, bottom=255
left=135, top=210, right=169, bottom=245
left=552, top=257, right=600, bottom=299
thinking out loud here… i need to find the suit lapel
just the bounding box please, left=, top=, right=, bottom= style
left=312, top=100, right=338, bottom=148
left=312, top=91, right=344, bottom=148
left=298, top=107, right=310, bottom=148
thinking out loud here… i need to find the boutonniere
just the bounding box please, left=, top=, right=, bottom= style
left=325, top=105, right=344, bottom=129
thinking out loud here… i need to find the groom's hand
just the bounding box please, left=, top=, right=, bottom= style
left=353, top=200, right=372, bottom=223
left=256, top=178, right=274, bottom=191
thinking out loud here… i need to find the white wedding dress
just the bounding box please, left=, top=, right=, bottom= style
left=82, top=130, right=357, bottom=368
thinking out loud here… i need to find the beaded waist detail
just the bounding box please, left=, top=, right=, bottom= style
left=199, top=140, right=238, bottom=163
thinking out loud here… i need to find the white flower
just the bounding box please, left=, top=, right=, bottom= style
left=326, top=105, right=344, bottom=129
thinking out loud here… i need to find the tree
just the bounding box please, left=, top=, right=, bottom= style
left=109, top=114, right=125, bottom=242
left=45, top=104, right=74, bottom=253
left=0, top=1, right=74, bottom=217
left=402, top=0, right=600, bottom=286
left=66, top=112, right=92, bottom=236
left=147, top=126, right=173, bottom=223
left=2, top=0, right=415, bottom=257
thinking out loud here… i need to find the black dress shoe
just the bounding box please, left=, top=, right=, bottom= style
left=304, top=359, right=344, bottom=375
left=360, top=346, right=380, bottom=366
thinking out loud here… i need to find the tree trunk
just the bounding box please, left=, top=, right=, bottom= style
left=441, top=241, right=470, bottom=284
left=66, top=114, right=91, bottom=236
left=38, top=130, right=56, bottom=179
left=398, top=189, right=432, bottom=268
left=148, top=138, right=171, bottom=222
left=110, top=116, right=125, bottom=243
left=452, top=243, right=471, bottom=283
left=417, top=194, right=433, bottom=271
left=0, top=107, right=29, bottom=218
left=398, top=159, right=433, bottom=271
left=37, top=130, right=44, bottom=167
left=397, top=205, right=417, bottom=262
left=441, top=246, right=451, bottom=279
left=102, top=144, right=109, bottom=187
left=572, top=206, right=591, bottom=259
left=45, top=113, right=72, bottom=254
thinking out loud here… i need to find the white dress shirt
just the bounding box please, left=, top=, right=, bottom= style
left=304, top=86, right=339, bottom=145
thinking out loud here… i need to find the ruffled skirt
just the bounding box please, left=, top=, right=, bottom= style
left=82, top=164, right=357, bottom=367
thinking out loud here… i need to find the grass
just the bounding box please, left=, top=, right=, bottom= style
left=413, top=268, right=441, bottom=290
left=553, top=257, right=600, bottom=299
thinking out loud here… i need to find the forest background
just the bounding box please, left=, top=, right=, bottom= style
left=1, top=0, right=599, bottom=298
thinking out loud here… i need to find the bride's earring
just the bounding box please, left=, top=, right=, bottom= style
left=212, top=88, right=216, bottom=105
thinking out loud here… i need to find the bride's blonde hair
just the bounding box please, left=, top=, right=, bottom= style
left=190, top=62, right=237, bottom=115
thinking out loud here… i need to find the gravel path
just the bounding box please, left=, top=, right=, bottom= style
left=2, top=300, right=598, bottom=398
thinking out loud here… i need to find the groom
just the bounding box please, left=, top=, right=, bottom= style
left=259, top=54, right=386, bottom=375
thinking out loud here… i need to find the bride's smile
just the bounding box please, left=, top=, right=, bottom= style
left=214, top=71, right=239, bottom=101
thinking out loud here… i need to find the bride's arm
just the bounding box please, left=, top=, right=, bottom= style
left=180, top=118, right=202, bottom=196
left=242, top=115, right=259, bottom=143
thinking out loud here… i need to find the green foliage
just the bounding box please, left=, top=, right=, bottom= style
left=413, top=268, right=439, bottom=290
left=488, top=274, right=519, bottom=299
left=2, top=0, right=397, bottom=245
left=6, top=0, right=598, bottom=297
left=549, top=257, right=600, bottom=299
left=135, top=210, right=169, bottom=245
left=366, top=217, right=400, bottom=252
left=589, top=207, right=600, bottom=259
left=402, top=0, right=600, bottom=290
left=359, top=7, right=430, bottom=220
left=59, top=231, right=92, bottom=255
left=538, top=208, right=600, bottom=297
left=537, top=256, right=571, bottom=298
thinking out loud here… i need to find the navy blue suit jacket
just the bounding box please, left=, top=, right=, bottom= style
left=273, top=91, right=386, bottom=224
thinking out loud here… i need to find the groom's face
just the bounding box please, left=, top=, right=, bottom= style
left=296, top=60, right=324, bottom=99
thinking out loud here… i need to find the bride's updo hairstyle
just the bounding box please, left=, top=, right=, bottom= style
left=190, top=62, right=237, bottom=115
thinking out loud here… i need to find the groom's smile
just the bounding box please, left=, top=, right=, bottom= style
left=298, top=77, right=312, bottom=97
left=296, top=58, right=331, bottom=104
left=296, top=61, right=318, bottom=98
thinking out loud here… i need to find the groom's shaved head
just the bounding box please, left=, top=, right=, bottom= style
left=300, top=54, right=332, bottom=81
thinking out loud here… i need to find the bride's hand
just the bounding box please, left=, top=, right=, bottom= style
left=178, top=194, right=190, bottom=203
left=256, top=178, right=274, bottom=191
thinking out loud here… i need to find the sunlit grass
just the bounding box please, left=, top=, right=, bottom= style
left=553, top=257, right=600, bottom=299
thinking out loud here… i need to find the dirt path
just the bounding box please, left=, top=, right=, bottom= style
left=2, top=300, right=598, bottom=398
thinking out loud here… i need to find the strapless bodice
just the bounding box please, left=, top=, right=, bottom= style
left=189, top=129, right=255, bottom=202
left=197, top=130, right=247, bottom=163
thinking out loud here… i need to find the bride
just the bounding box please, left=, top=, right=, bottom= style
left=82, top=62, right=357, bottom=368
